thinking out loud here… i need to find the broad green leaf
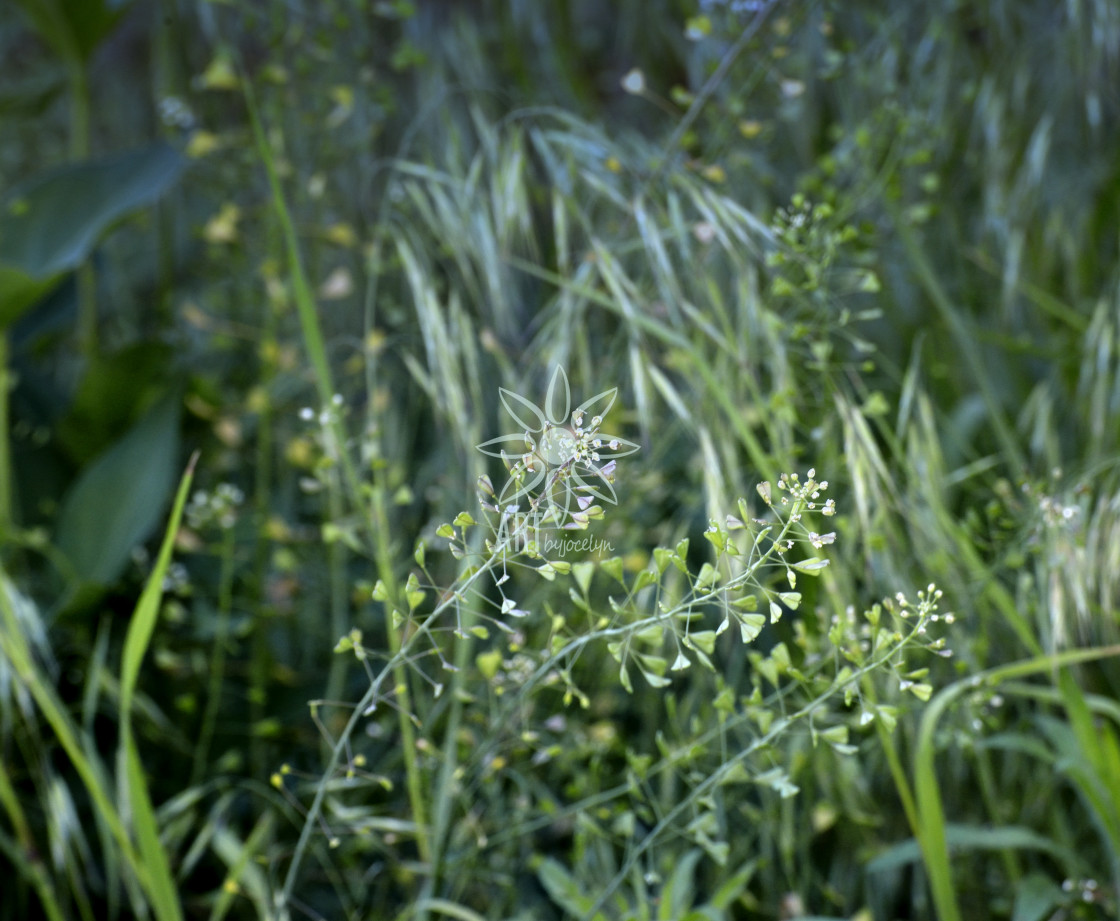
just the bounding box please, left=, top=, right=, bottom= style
left=0, top=263, right=58, bottom=328
left=13, top=0, right=134, bottom=65
left=1, top=142, right=186, bottom=277
left=1011, top=873, right=1065, bottom=921
left=54, top=342, right=176, bottom=461
left=866, top=825, right=1076, bottom=877
left=0, top=142, right=186, bottom=326
left=56, top=394, right=180, bottom=588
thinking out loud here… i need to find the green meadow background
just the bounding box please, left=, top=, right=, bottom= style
left=2, top=1, right=1119, bottom=919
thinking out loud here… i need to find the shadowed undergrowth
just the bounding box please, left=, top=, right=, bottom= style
left=2, top=1, right=1120, bottom=919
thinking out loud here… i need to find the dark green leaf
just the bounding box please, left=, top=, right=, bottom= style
left=0, top=263, right=60, bottom=328
left=54, top=342, right=176, bottom=462
left=1011, top=873, right=1065, bottom=921
left=0, top=142, right=186, bottom=283
left=537, top=858, right=599, bottom=919
left=56, top=393, right=180, bottom=587
left=13, top=0, right=134, bottom=66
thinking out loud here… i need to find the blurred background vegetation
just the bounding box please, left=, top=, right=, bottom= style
left=2, top=0, right=1120, bottom=919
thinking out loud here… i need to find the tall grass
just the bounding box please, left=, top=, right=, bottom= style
left=3, top=1, right=1120, bottom=918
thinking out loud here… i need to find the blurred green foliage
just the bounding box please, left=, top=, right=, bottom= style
left=2, top=1, right=1119, bottom=919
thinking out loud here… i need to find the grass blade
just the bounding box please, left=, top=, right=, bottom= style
left=116, top=452, right=198, bottom=921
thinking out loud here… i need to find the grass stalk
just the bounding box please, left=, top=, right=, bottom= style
left=241, top=73, right=357, bottom=733
left=891, top=213, right=1027, bottom=480
left=414, top=517, right=487, bottom=919
left=913, top=644, right=1120, bottom=921
left=0, top=584, right=143, bottom=897
left=0, top=759, right=67, bottom=921
left=0, top=501, right=200, bottom=921
left=250, top=382, right=275, bottom=780
left=583, top=607, right=944, bottom=920
left=67, top=57, right=99, bottom=362
left=0, top=333, right=11, bottom=542
left=277, top=537, right=521, bottom=919
left=241, top=66, right=441, bottom=874
left=115, top=455, right=198, bottom=921
left=191, top=526, right=236, bottom=786
left=371, top=480, right=437, bottom=871
left=861, top=677, right=920, bottom=837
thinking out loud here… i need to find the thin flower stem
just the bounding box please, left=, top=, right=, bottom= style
left=191, top=527, right=236, bottom=786
left=278, top=522, right=532, bottom=918
left=584, top=609, right=942, bottom=920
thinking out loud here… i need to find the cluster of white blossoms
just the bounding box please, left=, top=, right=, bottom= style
left=186, top=482, right=244, bottom=531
